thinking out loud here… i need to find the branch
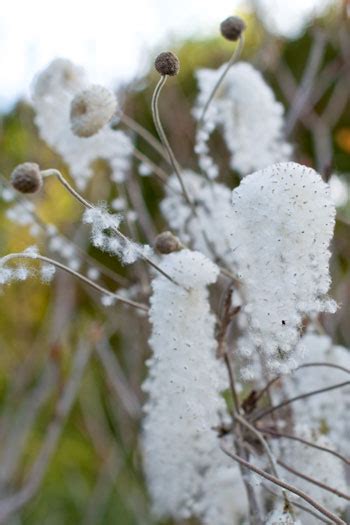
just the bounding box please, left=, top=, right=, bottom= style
left=251, top=380, right=350, bottom=423
left=220, top=445, right=346, bottom=525
left=257, top=426, right=350, bottom=467
left=1, top=252, right=148, bottom=312
left=277, top=459, right=350, bottom=502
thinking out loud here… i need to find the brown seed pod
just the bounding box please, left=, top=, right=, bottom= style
left=220, top=16, right=246, bottom=41
left=11, top=162, right=43, bottom=194
left=154, top=52, right=180, bottom=76
left=154, top=231, right=182, bottom=254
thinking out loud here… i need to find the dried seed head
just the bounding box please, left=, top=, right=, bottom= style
left=154, top=52, right=180, bottom=76
left=11, top=163, right=43, bottom=194
left=154, top=231, right=182, bottom=254
left=220, top=16, right=246, bottom=41
left=70, top=85, right=117, bottom=138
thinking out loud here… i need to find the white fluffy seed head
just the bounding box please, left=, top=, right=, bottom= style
left=194, top=62, right=291, bottom=176
left=142, top=251, right=247, bottom=524
left=230, top=162, right=336, bottom=378
left=32, top=59, right=132, bottom=189
left=70, top=85, right=117, bottom=138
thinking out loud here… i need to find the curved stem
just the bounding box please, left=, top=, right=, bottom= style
left=220, top=445, right=346, bottom=525
left=41, top=169, right=187, bottom=291
left=297, top=362, right=350, bottom=375
left=234, top=413, right=292, bottom=509
left=258, top=426, right=350, bottom=467
left=119, top=112, right=169, bottom=161
left=198, top=34, right=244, bottom=125
left=277, top=458, right=350, bottom=502
left=251, top=380, right=350, bottom=423
left=151, top=76, right=193, bottom=208
left=0, top=253, right=148, bottom=312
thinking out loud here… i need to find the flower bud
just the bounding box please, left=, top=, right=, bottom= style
left=154, top=52, right=180, bottom=76
left=70, top=85, right=117, bottom=138
left=154, top=231, right=182, bottom=254
left=220, top=16, right=246, bottom=41
left=11, top=163, right=43, bottom=194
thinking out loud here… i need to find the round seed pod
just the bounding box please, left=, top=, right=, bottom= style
left=154, top=52, right=180, bottom=76
left=154, top=231, right=182, bottom=254
left=11, top=163, right=43, bottom=194
left=220, top=16, right=246, bottom=41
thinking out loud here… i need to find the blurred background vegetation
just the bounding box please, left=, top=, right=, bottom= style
left=0, top=4, right=349, bottom=524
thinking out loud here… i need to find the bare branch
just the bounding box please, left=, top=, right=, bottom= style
left=220, top=445, right=346, bottom=525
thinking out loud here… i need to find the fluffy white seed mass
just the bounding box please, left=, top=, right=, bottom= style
left=142, top=250, right=247, bottom=524
left=70, top=84, right=117, bottom=138
left=194, top=62, right=291, bottom=176
left=161, top=171, right=236, bottom=267
left=32, top=58, right=132, bottom=189
left=231, top=162, right=336, bottom=378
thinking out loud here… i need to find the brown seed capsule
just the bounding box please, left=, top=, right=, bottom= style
left=154, top=231, right=182, bottom=254
left=220, top=16, right=246, bottom=41
left=11, top=162, right=43, bottom=194
left=154, top=52, right=180, bottom=76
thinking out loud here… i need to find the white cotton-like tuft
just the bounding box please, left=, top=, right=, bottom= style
left=32, top=58, right=132, bottom=189
left=40, top=263, right=56, bottom=283
left=82, top=205, right=150, bottom=265
left=0, top=266, right=15, bottom=285
left=194, top=62, right=291, bottom=177
left=142, top=250, right=247, bottom=524
left=161, top=171, right=236, bottom=267
left=230, top=162, right=336, bottom=378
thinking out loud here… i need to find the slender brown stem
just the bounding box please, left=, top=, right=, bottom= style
left=220, top=445, right=346, bottom=525
left=132, top=148, right=171, bottom=187
left=251, top=381, right=350, bottom=423
left=261, top=482, right=333, bottom=524
left=297, top=362, right=350, bottom=375
left=41, top=169, right=186, bottom=290
left=257, top=427, right=350, bottom=467
left=198, top=35, right=245, bottom=125
left=151, top=76, right=193, bottom=209
left=1, top=253, right=148, bottom=312
left=119, top=112, right=168, bottom=161
left=277, top=459, right=350, bottom=502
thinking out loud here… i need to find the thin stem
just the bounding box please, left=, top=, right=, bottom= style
left=151, top=76, right=193, bottom=208
left=251, top=380, right=350, bottom=423
left=119, top=112, right=169, bottom=161
left=198, top=35, right=244, bottom=125
left=262, top=482, right=333, bottom=524
left=277, top=459, right=350, bottom=502
left=41, top=169, right=93, bottom=209
left=297, top=362, right=350, bottom=375
left=132, top=148, right=171, bottom=187
left=0, top=174, right=129, bottom=287
left=41, top=169, right=186, bottom=290
left=220, top=445, right=346, bottom=525
left=254, top=376, right=282, bottom=405
left=1, top=253, right=148, bottom=312
left=257, top=426, right=350, bottom=467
